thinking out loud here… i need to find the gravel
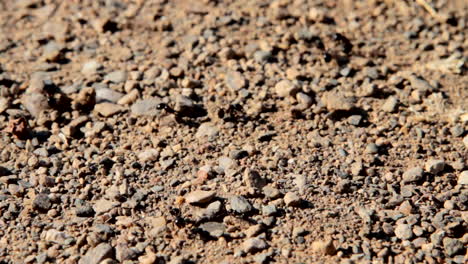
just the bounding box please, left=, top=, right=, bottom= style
left=0, top=1, right=466, bottom=263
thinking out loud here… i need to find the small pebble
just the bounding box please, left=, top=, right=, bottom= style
left=94, top=103, right=124, bottom=117
left=425, top=159, right=446, bottom=174
left=229, top=195, right=252, bottom=214
left=457, top=171, right=468, bottom=185
left=365, top=143, right=379, bottom=154
left=105, top=70, right=127, bottom=84
left=283, top=192, right=301, bottom=207
left=242, top=238, right=268, bottom=254
left=199, top=222, right=225, bottom=238
left=33, top=194, right=51, bottom=212
left=185, top=190, right=216, bottom=205
left=275, top=80, right=299, bottom=97
left=79, top=243, right=114, bottom=264
left=262, top=186, right=281, bottom=199
left=402, top=167, right=424, bottom=183
left=225, top=71, right=246, bottom=91
left=395, top=223, right=413, bottom=240
left=381, top=96, right=398, bottom=113
left=311, top=239, right=336, bottom=255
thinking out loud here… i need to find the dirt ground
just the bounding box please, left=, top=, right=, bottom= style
left=0, top=0, right=467, bottom=263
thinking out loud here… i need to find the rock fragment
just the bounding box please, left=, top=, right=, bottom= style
left=93, top=199, right=119, bottom=215
left=402, top=167, right=424, bottom=183
left=225, top=71, right=246, bottom=91
left=33, top=193, right=51, bottom=212
left=96, top=88, right=124, bottom=103
left=79, top=243, right=114, bottom=264
left=275, top=80, right=299, bottom=97
left=195, top=123, right=219, bottom=140
left=381, top=96, right=398, bottom=112
left=185, top=190, right=215, bottom=205
left=81, top=60, right=102, bottom=76
left=229, top=195, right=252, bottom=214
left=311, top=239, right=336, bottom=255
left=243, top=238, right=268, bottom=254
left=117, top=89, right=139, bottom=105
left=425, top=159, right=446, bottom=174
left=62, top=115, right=89, bottom=137
left=42, top=42, right=63, bottom=62
left=21, top=92, right=49, bottom=117
left=0, top=97, right=9, bottom=113
left=443, top=237, right=463, bottom=257
left=199, top=222, right=225, bottom=238
left=73, top=87, right=96, bottom=112
left=262, top=186, right=281, bottom=199
left=409, top=75, right=434, bottom=92
left=43, top=229, right=71, bottom=245
left=94, top=102, right=124, bottom=117
left=76, top=205, right=95, bottom=217
left=130, top=98, right=163, bottom=116
left=196, top=201, right=222, bottom=220
left=243, top=169, right=267, bottom=190
left=458, top=171, right=468, bottom=185
left=284, top=192, right=301, bottom=207
left=105, top=70, right=127, bottom=84
left=395, top=223, right=413, bottom=240
left=321, top=92, right=355, bottom=111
